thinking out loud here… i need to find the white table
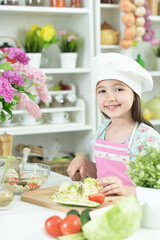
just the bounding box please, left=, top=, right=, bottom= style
left=0, top=172, right=159, bottom=240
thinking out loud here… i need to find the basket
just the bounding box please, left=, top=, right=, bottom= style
left=30, top=157, right=71, bottom=176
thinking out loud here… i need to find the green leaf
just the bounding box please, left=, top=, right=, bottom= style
left=0, top=111, right=6, bottom=122
left=0, top=62, right=13, bottom=71
left=24, top=92, right=36, bottom=102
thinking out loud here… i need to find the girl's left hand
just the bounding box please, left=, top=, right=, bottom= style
left=97, top=176, right=128, bottom=196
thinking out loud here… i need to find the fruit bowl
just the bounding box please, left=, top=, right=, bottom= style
left=3, top=163, right=50, bottom=194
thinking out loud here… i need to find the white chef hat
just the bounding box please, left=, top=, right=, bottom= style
left=92, top=53, right=153, bottom=97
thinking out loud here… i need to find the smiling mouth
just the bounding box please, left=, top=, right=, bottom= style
left=105, top=104, right=121, bottom=111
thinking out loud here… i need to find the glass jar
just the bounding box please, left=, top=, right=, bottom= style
left=50, top=94, right=64, bottom=107
left=51, top=0, right=65, bottom=7
left=70, top=0, right=81, bottom=8
left=64, top=93, right=77, bottom=107
left=26, top=0, right=44, bottom=6
left=0, top=159, right=14, bottom=210
left=1, top=0, right=19, bottom=5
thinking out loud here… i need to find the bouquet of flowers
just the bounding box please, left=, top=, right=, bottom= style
left=0, top=47, right=49, bottom=122
left=127, top=146, right=160, bottom=189
left=57, top=30, right=83, bottom=52
left=22, top=24, right=58, bottom=53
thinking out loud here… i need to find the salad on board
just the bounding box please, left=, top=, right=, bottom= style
left=51, top=178, right=104, bottom=207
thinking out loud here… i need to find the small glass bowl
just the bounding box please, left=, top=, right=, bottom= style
left=3, top=163, right=50, bottom=194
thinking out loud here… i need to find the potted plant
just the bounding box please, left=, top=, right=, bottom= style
left=22, top=24, right=58, bottom=68
left=127, top=145, right=160, bottom=229
left=0, top=47, right=49, bottom=122
left=57, top=30, right=83, bottom=69
left=153, top=42, right=160, bottom=70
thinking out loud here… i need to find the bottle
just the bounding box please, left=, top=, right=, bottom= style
left=75, top=0, right=81, bottom=7
left=0, top=159, right=14, bottom=210
left=136, top=54, right=145, bottom=68
left=0, top=134, right=13, bottom=156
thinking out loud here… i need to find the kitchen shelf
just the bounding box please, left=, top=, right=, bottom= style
left=149, top=71, right=160, bottom=77
left=0, top=0, right=96, bottom=155
left=149, top=16, right=160, bottom=22
left=101, top=45, right=121, bottom=50
left=0, top=5, right=89, bottom=15
left=0, top=123, right=92, bottom=136
left=42, top=68, right=90, bottom=74
left=11, top=99, right=84, bottom=115
left=100, top=4, right=119, bottom=9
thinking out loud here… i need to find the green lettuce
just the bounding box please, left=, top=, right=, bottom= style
left=82, top=195, right=142, bottom=240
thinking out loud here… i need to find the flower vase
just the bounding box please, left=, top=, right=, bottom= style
left=26, top=53, right=42, bottom=69
left=60, top=52, right=78, bottom=69
left=136, top=187, right=160, bottom=230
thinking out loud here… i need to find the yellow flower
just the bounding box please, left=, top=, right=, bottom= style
left=40, top=24, right=56, bottom=42
left=29, top=25, right=38, bottom=34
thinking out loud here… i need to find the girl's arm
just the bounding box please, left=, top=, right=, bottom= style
left=67, top=155, right=97, bottom=180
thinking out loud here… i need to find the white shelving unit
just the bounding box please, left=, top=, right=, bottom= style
left=0, top=1, right=96, bottom=157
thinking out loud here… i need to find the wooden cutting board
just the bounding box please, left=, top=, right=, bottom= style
left=21, top=186, right=123, bottom=213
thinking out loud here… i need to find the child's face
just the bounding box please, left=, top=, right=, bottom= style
left=96, top=79, right=135, bottom=120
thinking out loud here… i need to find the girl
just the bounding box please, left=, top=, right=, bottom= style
left=67, top=53, right=160, bottom=197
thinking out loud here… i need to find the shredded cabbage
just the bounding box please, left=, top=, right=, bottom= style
left=52, top=177, right=103, bottom=200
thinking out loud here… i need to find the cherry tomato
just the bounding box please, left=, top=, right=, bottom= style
left=45, top=215, right=62, bottom=237
left=60, top=214, right=81, bottom=235
left=88, top=193, right=105, bottom=204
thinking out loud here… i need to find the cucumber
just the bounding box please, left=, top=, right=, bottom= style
left=53, top=199, right=100, bottom=208
left=57, top=232, right=87, bottom=240
left=80, top=209, right=92, bottom=226
left=67, top=209, right=80, bottom=217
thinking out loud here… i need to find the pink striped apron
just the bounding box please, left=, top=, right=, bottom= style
left=94, top=122, right=138, bottom=186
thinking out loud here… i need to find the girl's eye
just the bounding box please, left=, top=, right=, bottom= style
left=115, top=88, right=123, bottom=92
left=98, top=89, right=106, bottom=94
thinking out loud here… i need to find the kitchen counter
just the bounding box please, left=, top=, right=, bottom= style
left=0, top=171, right=159, bottom=240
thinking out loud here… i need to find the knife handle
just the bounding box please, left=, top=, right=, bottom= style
left=75, top=171, right=81, bottom=181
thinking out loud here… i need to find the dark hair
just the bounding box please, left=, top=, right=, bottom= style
left=102, top=93, right=154, bottom=129
left=132, top=94, right=154, bottom=129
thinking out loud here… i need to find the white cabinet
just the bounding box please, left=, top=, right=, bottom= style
left=94, top=1, right=160, bottom=131
left=0, top=1, right=96, bottom=157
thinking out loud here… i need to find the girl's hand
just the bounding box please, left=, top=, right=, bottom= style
left=67, top=155, right=86, bottom=181
left=97, top=176, right=129, bottom=196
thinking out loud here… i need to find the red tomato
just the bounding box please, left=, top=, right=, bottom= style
left=88, top=193, right=105, bottom=204
left=60, top=214, right=81, bottom=235
left=28, top=183, right=39, bottom=190
left=45, top=216, right=62, bottom=237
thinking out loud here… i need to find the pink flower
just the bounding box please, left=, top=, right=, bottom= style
left=35, top=84, right=48, bottom=102
left=0, top=76, right=14, bottom=102
left=68, top=35, right=76, bottom=42
left=16, top=92, right=42, bottom=118
left=4, top=47, right=29, bottom=65
left=58, top=31, right=67, bottom=36
left=2, top=70, right=24, bottom=86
